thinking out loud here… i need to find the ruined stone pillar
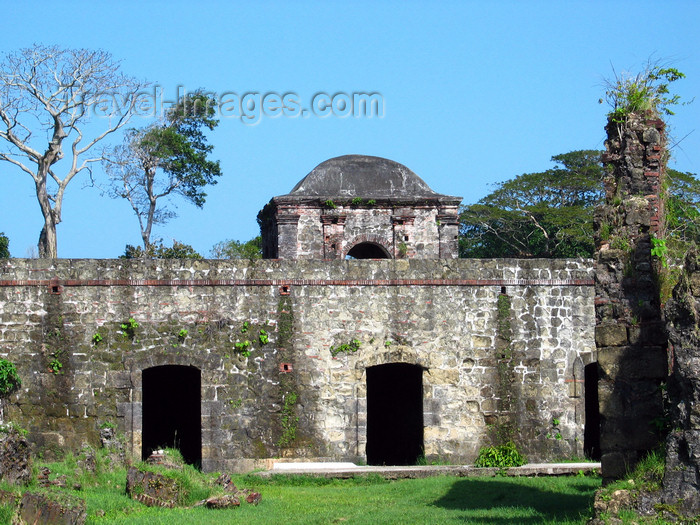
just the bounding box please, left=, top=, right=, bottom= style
left=662, top=252, right=700, bottom=514
left=594, top=113, right=668, bottom=481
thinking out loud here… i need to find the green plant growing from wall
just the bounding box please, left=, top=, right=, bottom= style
left=398, top=242, right=408, bottom=258
left=0, top=359, right=21, bottom=398
left=603, top=63, right=687, bottom=123
left=92, top=332, right=103, bottom=345
left=48, top=359, right=63, bottom=375
left=234, top=340, right=251, bottom=357
left=259, top=329, right=269, bottom=345
left=323, top=199, right=337, bottom=209
left=120, top=318, right=138, bottom=338
left=651, top=236, right=669, bottom=268
left=178, top=329, right=188, bottom=340
left=351, top=197, right=363, bottom=205
left=330, top=338, right=361, bottom=357
left=240, top=321, right=249, bottom=334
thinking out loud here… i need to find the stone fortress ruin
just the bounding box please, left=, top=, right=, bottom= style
left=0, top=154, right=600, bottom=472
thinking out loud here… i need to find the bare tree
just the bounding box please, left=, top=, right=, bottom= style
left=0, top=45, right=148, bottom=257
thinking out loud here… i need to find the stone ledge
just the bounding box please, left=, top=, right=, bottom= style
left=255, top=462, right=601, bottom=479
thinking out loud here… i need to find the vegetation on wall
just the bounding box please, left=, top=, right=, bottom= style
left=603, top=62, right=687, bottom=122
left=276, top=295, right=299, bottom=448
left=476, top=291, right=527, bottom=467
left=0, top=359, right=21, bottom=398
left=330, top=338, right=361, bottom=357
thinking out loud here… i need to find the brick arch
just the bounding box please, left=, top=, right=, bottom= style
left=343, top=234, right=393, bottom=259
left=356, top=346, right=425, bottom=370
left=126, top=352, right=205, bottom=388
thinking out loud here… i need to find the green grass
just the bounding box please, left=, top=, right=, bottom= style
left=0, top=451, right=601, bottom=524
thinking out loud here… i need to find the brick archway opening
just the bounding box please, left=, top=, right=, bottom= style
left=346, top=242, right=391, bottom=259
left=142, top=365, right=202, bottom=467
left=366, top=363, right=423, bottom=465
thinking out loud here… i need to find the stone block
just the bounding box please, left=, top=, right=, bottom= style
left=595, top=324, right=628, bottom=347
left=598, top=346, right=666, bottom=380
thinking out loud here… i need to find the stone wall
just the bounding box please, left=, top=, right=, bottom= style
left=594, top=113, right=668, bottom=481
left=0, top=257, right=594, bottom=472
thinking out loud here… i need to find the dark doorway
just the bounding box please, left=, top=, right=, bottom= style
left=584, top=362, right=601, bottom=460
left=142, top=365, right=202, bottom=467
left=346, top=242, right=390, bottom=259
left=366, top=363, right=424, bottom=465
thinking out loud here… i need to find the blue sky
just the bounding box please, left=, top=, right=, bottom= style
left=1, top=1, right=699, bottom=258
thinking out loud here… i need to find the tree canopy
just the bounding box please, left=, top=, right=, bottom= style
left=104, top=90, right=221, bottom=251
left=665, top=170, right=700, bottom=252
left=460, top=150, right=605, bottom=258
left=0, top=45, right=147, bottom=257
left=460, top=149, right=700, bottom=259
left=0, top=232, right=9, bottom=258
left=120, top=240, right=202, bottom=259
left=210, top=236, right=262, bottom=259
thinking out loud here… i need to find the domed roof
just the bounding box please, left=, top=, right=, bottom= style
left=287, top=155, right=444, bottom=199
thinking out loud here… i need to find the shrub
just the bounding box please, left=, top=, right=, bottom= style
left=474, top=441, right=526, bottom=468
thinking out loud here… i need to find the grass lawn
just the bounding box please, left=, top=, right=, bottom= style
left=84, top=472, right=600, bottom=524
left=0, top=449, right=601, bottom=525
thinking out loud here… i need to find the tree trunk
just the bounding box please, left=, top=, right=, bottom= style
left=38, top=217, right=58, bottom=258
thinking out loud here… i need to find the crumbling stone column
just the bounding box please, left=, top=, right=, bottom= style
left=662, top=252, right=700, bottom=514
left=594, top=113, right=668, bottom=481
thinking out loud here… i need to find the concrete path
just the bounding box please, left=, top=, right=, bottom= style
left=255, top=461, right=601, bottom=479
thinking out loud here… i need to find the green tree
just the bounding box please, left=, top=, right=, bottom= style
left=120, top=240, right=202, bottom=259
left=0, top=232, right=8, bottom=258
left=665, top=169, right=700, bottom=252
left=460, top=150, right=605, bottom=258
left=210, top=236, right=262, bottom=259
left=0, top=45, right=147, bottom=257
left=105, top=90, right=222, bottom=251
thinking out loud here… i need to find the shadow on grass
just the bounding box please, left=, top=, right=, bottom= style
left=433, top=477, right=597, bottom=524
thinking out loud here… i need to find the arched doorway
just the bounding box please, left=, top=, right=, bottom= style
left=346, top=242, right=391, bottom=259
left=366, top=363, right=424, bottom=465
left=142, top=365, right=202, bottom=467
left=584, top=362, right=601, bottom=460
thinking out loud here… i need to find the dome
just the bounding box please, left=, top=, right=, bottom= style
left=287, top=155, right=443, bottom=199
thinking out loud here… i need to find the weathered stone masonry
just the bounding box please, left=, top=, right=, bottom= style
left=0, top=258, right=594, bottom=472
left=594, top=114, right=668, bottom=481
